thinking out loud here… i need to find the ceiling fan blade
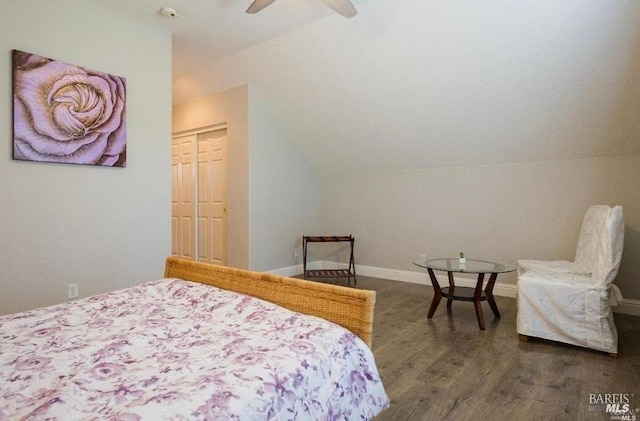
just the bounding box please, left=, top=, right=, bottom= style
left=319, top=0, right=357, bottom=18
left=246, top=0, right=278, bottom=14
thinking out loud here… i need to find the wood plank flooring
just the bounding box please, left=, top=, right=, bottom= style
left=310, top=275, right=640, bottom=420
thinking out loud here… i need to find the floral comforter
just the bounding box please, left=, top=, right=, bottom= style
left=0, top=279, right=389, bottom=420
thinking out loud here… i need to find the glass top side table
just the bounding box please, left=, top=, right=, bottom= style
left=413, top=257, right=516, bottom=330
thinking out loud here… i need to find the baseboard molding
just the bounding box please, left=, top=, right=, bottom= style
left=269, top=261, right=639, bottom=316
left=268, top=264, right=302, bottom=277
left=614, top=299, right=640, bottom=316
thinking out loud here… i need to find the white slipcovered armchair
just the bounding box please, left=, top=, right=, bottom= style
left=517, top=205, right=625, bottom=356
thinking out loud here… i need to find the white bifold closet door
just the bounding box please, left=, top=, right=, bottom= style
left=172, top=128, right=227, bottom=266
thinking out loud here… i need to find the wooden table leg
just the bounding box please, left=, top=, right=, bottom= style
left=427, top=268, right=442, bottom=318
left=446, top=271, right=454, bottom=311
left=485, top=272, right=500, bottom=318
left=474, top=273, right=486, bottom=330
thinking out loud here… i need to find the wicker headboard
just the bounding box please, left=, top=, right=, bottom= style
left=164, top=257, right=377, bottom=347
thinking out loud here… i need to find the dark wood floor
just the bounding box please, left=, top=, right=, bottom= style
left=309, top=275, right=640, bottom=420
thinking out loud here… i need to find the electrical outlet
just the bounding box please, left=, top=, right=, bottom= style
left=294, top=247, right=300, bottom=258
left=68, top=283, right=78, bottom=299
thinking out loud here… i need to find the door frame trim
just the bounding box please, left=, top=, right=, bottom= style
left=172, top=123, right=227, bottom=138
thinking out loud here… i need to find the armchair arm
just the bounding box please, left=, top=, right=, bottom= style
left=610, top=284, right=624, bottom=306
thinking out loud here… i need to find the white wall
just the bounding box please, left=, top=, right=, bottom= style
left=248, top=87, right=321, bottom=271
left=320, top=156, right=640, bottom=299
left=0, top=0, right=172, bottom=315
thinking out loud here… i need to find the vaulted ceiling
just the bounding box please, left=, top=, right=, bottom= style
left=88, top=0, right=640, bottom=175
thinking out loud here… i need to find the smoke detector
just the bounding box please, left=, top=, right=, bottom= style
left=159, top=7, right=179, bottom=18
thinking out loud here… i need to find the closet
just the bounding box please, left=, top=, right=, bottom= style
left=172, top=127, right=227, bottom=265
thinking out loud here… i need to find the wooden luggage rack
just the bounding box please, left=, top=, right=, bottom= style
left=302, top=235, right=356, bottom=285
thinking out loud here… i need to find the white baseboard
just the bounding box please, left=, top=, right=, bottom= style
left=269, top=261, right=638, bottom=316
left=614, top=299, right=640, bottom=316
left=268, top=261, right=321, bottom=277
left=268, top=264, right=302, bottom=277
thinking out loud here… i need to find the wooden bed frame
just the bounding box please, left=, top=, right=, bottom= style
left=164, top=257, right=377, bottom=347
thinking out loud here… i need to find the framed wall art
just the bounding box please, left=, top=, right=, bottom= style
left=12, top=49, right=127, bottom=167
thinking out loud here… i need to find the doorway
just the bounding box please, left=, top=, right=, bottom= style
left=172, top=126, right=227, bottom=265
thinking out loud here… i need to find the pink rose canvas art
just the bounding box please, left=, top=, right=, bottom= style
left=12, top=50, right=127, bottom=167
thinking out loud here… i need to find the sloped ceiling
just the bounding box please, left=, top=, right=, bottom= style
left=90, top=0, right=640, bottom=175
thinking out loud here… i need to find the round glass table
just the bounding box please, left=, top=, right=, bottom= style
left=413, top=257, right=516, bottom=330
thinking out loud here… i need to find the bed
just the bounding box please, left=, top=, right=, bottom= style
left=0, top=257, right=389, bottom=420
